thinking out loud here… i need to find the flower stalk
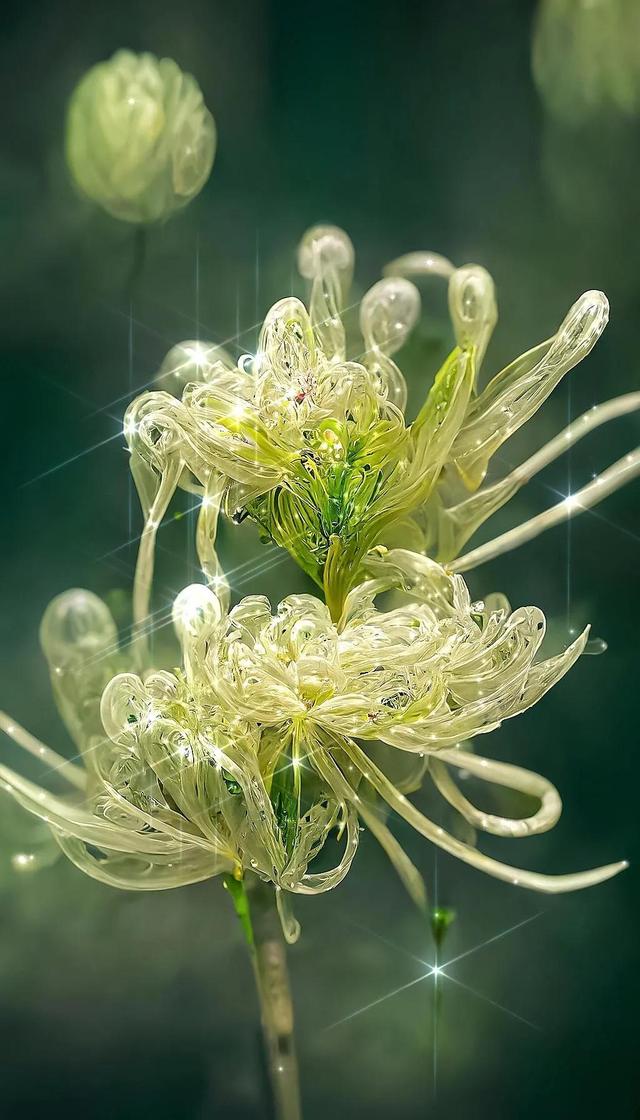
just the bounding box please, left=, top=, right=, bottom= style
left=225, top=874, right=301, bottom=1120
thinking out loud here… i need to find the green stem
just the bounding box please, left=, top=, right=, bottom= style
left=225, top=875, right=302, bottom=1120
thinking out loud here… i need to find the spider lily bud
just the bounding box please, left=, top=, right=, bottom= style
left=66, top=50, right=216, bottom=223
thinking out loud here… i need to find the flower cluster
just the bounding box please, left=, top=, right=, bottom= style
left=0, top=551, right=626, bottom=940
left=66, top=50, right=216, bottom=224
left=2, top=225, right=636, bottom=936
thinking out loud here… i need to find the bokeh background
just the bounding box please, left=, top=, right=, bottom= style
left=1, top=1, right=638, bottom=1116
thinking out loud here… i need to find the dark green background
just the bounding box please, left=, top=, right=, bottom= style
left=1, top=1, right=638, bottom=1117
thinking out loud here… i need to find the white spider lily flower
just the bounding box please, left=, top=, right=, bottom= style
left=66, top=50, right=216, bottom=224
left=206, top=558, right=579, bottom=753
left=122, top=225, right=639, bottom=635
left=0, top=588, right=359, bottom=925
left=0, top=555, right=626, bottom=931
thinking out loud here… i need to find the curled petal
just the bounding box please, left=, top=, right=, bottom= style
left=448, top=263, right=497, bottom=374
left=298, top=224, right=354, bottom=360
left=56, top=834, right=227, bottom=890
left=39, top=590, right=120, bottom=752
left=100, top=672, right=147, bottom=745
left=382, top=250, right=455, bottom=280
left=360, top=277, right=421, bottom=410
left=449, top=289, right=609, bottom=489
left=40, top=589, right=117, bottom=669
left=0, top=762, right=188, bottom=857
left=172, top=583, right=223, bottom=642
left=431, top=747, right=562, bottom=837
left=155, top=340, right=236, bottom=395
left=258, top=297, right=317, bottom=384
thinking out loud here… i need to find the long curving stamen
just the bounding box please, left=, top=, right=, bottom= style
left=436, top=392, right=640, bottom=561
left=357, top=796, right=427, bottom=909
left=0, top=711, right=86, bottom=790
left=383, top=250, right=455, bottom=280
left=431, top=747, right=562, bottom=838
left=337, top=735, right=627, bottom=893
left=452, top=445, right=640, bottom=573
left=132, top=455, right=183, bottom=664
left=196, top=470, right=230, bottom=611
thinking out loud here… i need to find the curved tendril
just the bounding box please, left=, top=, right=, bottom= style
left=383, top=251, right=455, bottom=280
left=297, top=225, right=354, bottom=361
left=431, top=747, right=562, bottom=838
left=359, top=277, right=421, bottom=412
left=447, top=264, right=497, bottom=377
left=0, top=761, right=190, bottom=856
left=334, top=734, right=627, bottom=893
left=288, top=745, right=359, bottom=894
left=196, top=470, right=229, bottom=611
left=275, top=887, right=301, bottom=944
left=98, top=773, right=230, bottom=855
left=204, top=739, right=288, bottom=880
left=55, top=834, right=226, bottom=891
left=452, top=445, right=640, bottom=573
left=0, top=711, right=86, bottom=791
left=381, top=252, right=498, bottom=384
left=132, top=455, right=182, bottom=664
left=285, top=806, right=360, bottom=895
left=356, top=796, right=427, bottom=909
left=434, top=391, right=640, bottom=562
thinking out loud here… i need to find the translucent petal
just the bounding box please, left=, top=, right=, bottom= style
left=360, top=277, right=421, bottom=410
left=448, top=263, right=497, bottom=375
left=449, top=290, right=609, bottom=489
left=431, top=747, right=562, bottom=838
left=298, top=224, right=354, bottom=360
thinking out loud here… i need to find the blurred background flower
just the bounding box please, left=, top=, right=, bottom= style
left=66, top=49, right=216, bottom=223
left=532, top=0, right=640, bottom=126
left=532, top=0, right=640, bottom=240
